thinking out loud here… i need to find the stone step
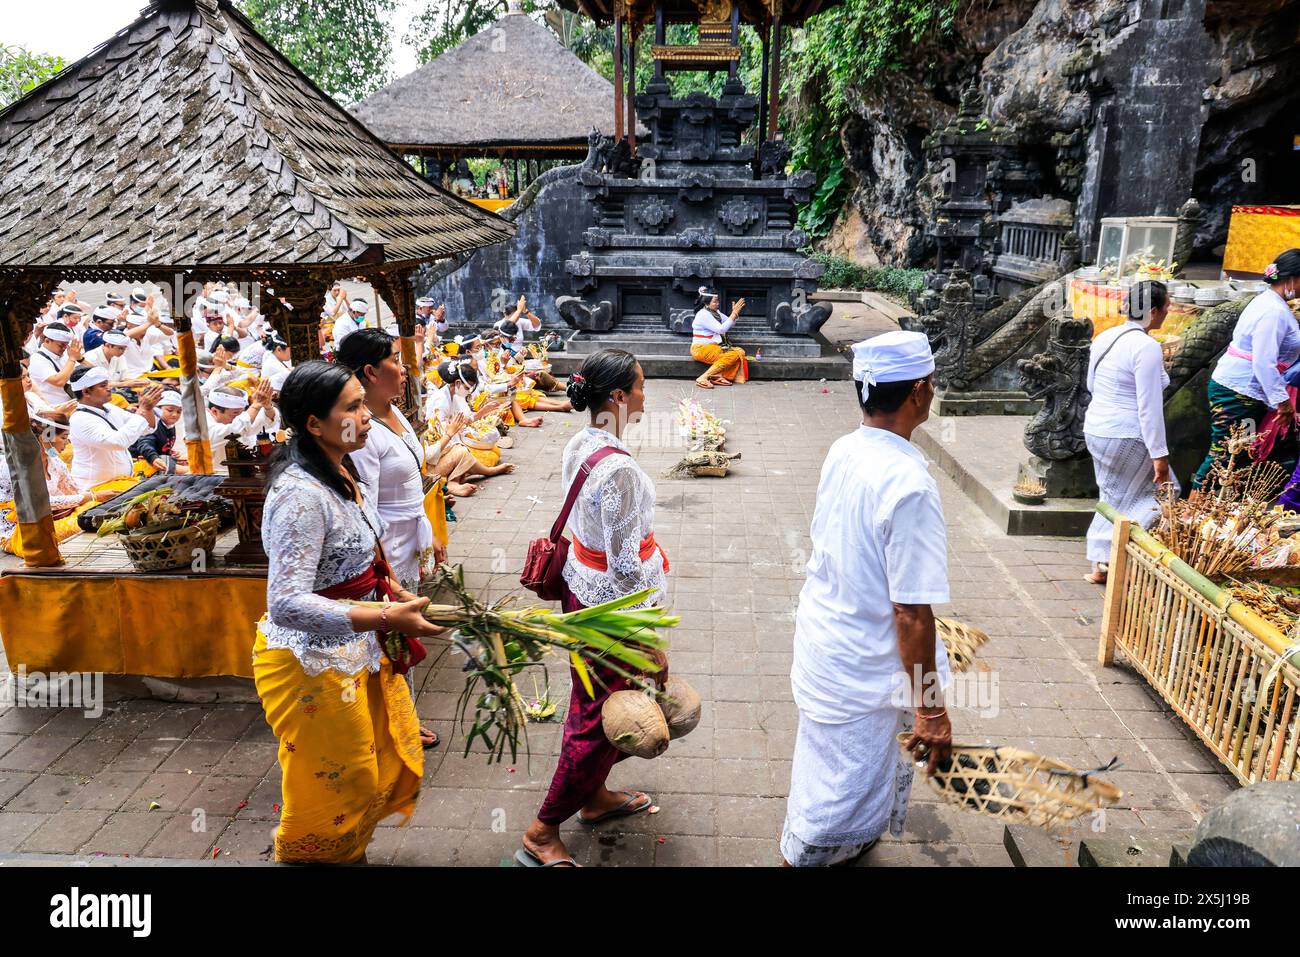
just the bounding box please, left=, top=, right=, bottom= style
left=548, top=350, right=851, bottom=381
left=564, top=333, right=821, bottom=359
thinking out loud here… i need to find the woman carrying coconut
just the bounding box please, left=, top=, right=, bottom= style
left=338, top=328, right=445, bottom=750
left=518, top=349, right=671, bottom=867
left=691, top=286, right=748, bottom=389
left=254, top=361, right=445, bottom=864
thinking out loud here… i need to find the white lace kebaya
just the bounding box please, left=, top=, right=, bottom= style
left=559, top=425, right=666, bottom=608
left=260, top=463, right=387, bottom=676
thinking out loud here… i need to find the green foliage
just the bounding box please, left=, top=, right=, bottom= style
left=238, top=0, right=396, bottom=104
left=810, top=253, right=925, bottom=296
left=0, top=44, right=67, bottom=110
left=784, top=0, right=961, bottom=243
left=406, top=0, right=512, bottom=63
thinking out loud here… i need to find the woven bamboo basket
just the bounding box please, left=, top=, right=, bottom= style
left=898, top=734, right=1122, bottom=828
left=937, top=618, right=989, bottom=673
left=120, top=516, right=220, bottom=572
left=1097, top=503, right=1300, bottom=784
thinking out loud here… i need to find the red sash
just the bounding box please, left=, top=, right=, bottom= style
left=572, top=533, right=670, bottom=574
left=316, top=559, right=427, bottom=675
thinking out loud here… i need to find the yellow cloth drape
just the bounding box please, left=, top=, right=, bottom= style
left=423, top=476, right=448, bottom=548
left=468, top=446, right=500, bottom=468
left=1, top=375, right=60, bottom=567
left=1223, top=205, right=1300, bottom=276
left=253, top=625, right=422, bottom=864
left=691, top=343, right=748, bottom=383
left=0, top=573, right=266, bottom=676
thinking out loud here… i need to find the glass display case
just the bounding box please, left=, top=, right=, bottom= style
left=1096, top=216, right=1178, bottom=277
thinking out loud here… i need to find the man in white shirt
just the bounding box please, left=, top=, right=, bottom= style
left=27, top=321, right=83, bottom=409
left=68, top=368, right=161, bottom=488
left=331, top=298, right=369, bottom=353
left=84, top=330, right=148, bottom=391
left=781, top=330, right=954, bottom=868
left=207, top=382, right=276, bottom=471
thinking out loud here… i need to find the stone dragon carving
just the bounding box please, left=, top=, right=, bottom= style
left=1018, top=314, right=1093, bottom=461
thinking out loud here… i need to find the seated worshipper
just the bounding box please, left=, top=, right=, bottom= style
left=484, top=331, right=571, bottom=415
left=21, top=362, right=77, bottom=422
left=67, top=367, right=162, bottom=490
left=130, top=390, right=188, bottom=475
left=27, top=321, right=83, bottom=410
left=199, top=299, right=228, bottom=353
left=122, top=298, right=176, bottom=377
left=781, top=330, right=952, bottom=868
left=208, top=381, right=277, bottom=471
left=691, top=287, right=748, bottom=389
left=424, top=360, right=514, bottom=487
left=0, top=418, right=116, bottom=555
left=468, top=334, right=544, bottom=428
left=259, top=332, right=293, bottom=382
left=332, top=297, right=370, bottom=353
left=85, top=330, right=149, bottom=392
left=201, top=339, right=244, bottom=398
left=81, top=305, right=118, bottom=352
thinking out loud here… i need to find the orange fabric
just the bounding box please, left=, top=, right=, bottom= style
left=690, top=343, right=748, bottom=383
left=572, top=533, right=669, bottom=574
left=1224, top=205, right=1300, bottom=276
left=0, top=573, right=266, bottom=677
left=177, top=330, right=213, bottom=474
left=1, top=376, right=61, bottom=566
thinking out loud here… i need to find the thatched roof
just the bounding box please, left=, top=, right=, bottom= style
left=351, top=13, right=621, bottom=154
left=0, top=0, right=513, bottom=274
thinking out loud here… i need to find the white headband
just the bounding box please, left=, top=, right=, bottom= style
left=70, top=368, right=109, bottom=391
left=208, top=390, right=249, bottom=410
left=850, top=331, right=935, bottom=397
left=92, top=307, right=117, bottom=322
left=43, top=327, right=73, bottom=342
left=157, top=390, right=183, bottom=408
left=103, top=331, right=130, bottom=347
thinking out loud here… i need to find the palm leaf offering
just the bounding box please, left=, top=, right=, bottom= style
left=664, top=450, right=740, bottom=479
left=899, top=735, right=1122, bottom=829
left=1154, top=424, right=1291, bottom=577
left=936, top=618, right=989, bottom=673
left=352, top=564, right=676, bottom=764
left=675, top=396, right=728, bottom=451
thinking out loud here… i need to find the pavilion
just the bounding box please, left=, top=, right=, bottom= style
left=0, top=0, right=512, bottom=568
left=351, top=7, right=627, bottom=201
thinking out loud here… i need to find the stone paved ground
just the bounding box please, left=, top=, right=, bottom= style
left=0, top=377, right=1237, bottom=865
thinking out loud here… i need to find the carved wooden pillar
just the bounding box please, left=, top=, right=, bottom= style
left=371, top=267, right=423, bottom=423
left=768, top=1, right=783, bottom=141
left=156, top=276, right=215, bottom=475
left=260, top=271, right=327, bottom=366
left=0, top=274, right=62, bottom=566
left=614, top=9, right=626, bottom=141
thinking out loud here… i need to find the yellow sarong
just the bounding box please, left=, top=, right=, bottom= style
left=252, top=625, right=423, bottom=864
left=691, top=343, right=748, bottom=383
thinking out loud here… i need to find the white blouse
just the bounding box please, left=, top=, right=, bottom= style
left=692, top=308, right=734, bottom=344
left=261, top=463, right=387, bottom=677
left=350, top=407, right=433, bottom=589
left=1211, top=288, right=1300, bottom=407
left=560, top=426, right=666, bottom=608
left=1084, top=320, right=1170, bottom=457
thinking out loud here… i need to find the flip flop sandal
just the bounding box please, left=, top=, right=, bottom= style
left=515, top=847, right=578, bottom=867
left=576, top=790, right=653, bottom=827
left=420, top=728, right=440, bottom=750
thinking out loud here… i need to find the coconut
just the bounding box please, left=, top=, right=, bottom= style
left=602, top=690, right=670, bottom=759
left=658, top=676, right=701, bottom=739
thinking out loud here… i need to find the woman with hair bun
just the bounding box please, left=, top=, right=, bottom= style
left=1194, top=248, right=1300, bottom=490
left=517, top=348, right=671, bottom=867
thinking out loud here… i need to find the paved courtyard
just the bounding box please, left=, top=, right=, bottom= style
left=0, top=377, right=1237, bottom=865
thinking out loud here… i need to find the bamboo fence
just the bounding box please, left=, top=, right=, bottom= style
left=1096, top=503, right=1300, bottom=785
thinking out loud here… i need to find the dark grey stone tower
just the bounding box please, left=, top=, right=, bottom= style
left=555, top=75, right=832, bottom=341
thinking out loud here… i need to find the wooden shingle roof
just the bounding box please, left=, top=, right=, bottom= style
left=0, top=0, right=513, bottom=273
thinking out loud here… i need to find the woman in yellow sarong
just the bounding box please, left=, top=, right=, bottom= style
left=690, top=287, right=748, bottom=389
left=423, top=360, right=515, bottom=493
left=256, top=361, right=446, bottom=864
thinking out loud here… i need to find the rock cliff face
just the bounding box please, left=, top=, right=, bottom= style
left=817, top=0, right=1300, bottom=266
